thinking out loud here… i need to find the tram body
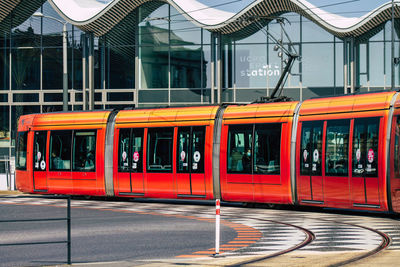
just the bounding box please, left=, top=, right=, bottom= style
left=15, top=91, right=400, bottom=214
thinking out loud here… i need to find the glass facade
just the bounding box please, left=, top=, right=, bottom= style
left=0, top=1, right=399, bottom=172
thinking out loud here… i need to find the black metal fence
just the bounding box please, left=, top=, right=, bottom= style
left=0, top=195, right=71, bottom=264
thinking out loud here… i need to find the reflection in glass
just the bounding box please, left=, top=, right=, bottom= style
left=352, top=118, right=379, bottom=177
left=326, top=120, right=350, bottom=176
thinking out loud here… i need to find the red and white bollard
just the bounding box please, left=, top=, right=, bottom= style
left=215, top=199, right=220, bottom=256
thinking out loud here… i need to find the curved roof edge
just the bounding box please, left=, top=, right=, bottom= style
left=0, top=0, right=45, bottom=32
left=34, top=0, right=400, bottom=38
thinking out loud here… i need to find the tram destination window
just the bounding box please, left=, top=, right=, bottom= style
left=16, top=131, right=28, bottom=170
left=118, top=128, right=143, bottom=172
left=50, top=130, right=72, bottom=171
left=147, top=128, right=173, bottom=172
left=73, top=131, right=96, bottom=172
left=325, top=120, right=350, bottom=176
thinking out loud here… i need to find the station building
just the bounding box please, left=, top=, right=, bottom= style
left=0, top=0, right=399, bottom=174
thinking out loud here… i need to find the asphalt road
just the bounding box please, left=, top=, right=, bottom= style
left=0, top=202, right=236, bottom=266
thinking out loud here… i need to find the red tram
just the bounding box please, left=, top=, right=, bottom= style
left=15, top=91, right=400, bottom=214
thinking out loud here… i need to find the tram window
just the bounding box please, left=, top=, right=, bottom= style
left=72, top=131, right=96, bottom=172
left=177, top=127, right=205, bottom=173
left=50, top=130, right=72, bottom=171
left=16, top=131, right=28, bottom=170
left=227, top=125, right=253, bottom=174
left=300, top=121, right=323, bottom=176
left=192, top=127, right=205, bottom=173
left=177, top=127, right=191, bottom=173
left=325, top=120, right=350, bottom=176
left=147, top=128, right=173, bottom=172
left=395, top=116, right=400, bottom=179
left=118, top=129, right=130, bottom=172
left=33, top=131, right=47, bottom=171
left=352, top=118, right=379, bottom=177
left=131, top=129, right=143, bottom=172
left=254, top=124, right=281, bottom=175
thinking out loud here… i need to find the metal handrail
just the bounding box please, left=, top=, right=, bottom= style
left=0, top=195, right=71, bottom=265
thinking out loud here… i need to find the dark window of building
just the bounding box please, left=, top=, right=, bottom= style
left=72, top=131, right=96, bottom=172
left=147, top=128, right=173, bottom=172
left=11, top=48, right=40, bottom=90
left=16, top=131, right=27, bottom=170
left=325, top=120, right=350, bottom=176
left=352, top=118, right=379, bottom=177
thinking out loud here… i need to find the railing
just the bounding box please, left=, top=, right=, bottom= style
left=0, top=195, right=71, bottom=265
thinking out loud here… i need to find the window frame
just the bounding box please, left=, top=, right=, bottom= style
left=147, top=127, right=174, bottom=173
left=33, top=131, right=47, bottom=172
left=16, top=131, right=28, bottom=171
left=227, top=123, right=282, bottom=175
left=72, top=130, right=97, bottom=172
left=49, top=130, right=73, bottom=171
left=118, top=128, right=144, bottom=173
left=352, top=117, right=380, bottom=178
left=325, top=119, right=350, bottom=177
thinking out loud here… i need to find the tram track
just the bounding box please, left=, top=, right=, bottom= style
left=325, top=221, right=392, bottom=267
left=0, top=196, right=397, bottom=266
left=222, top=215, right=316, bottom=267
left=152, top=204, right=393, bottom=266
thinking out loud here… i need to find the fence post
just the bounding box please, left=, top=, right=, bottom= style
left=214, top=199, right=220, bottom=256
left=67, top=197, right=71, bottom=265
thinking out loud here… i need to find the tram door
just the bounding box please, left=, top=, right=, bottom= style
left=33, top=131, right=48, bottom=191
left=299, top=121, right=324, bottom=203
left=117, top=128, right=144, bottom=195
left=176, top=126, right=206, bottom=196
left=351, top=118, right=380, bottom=206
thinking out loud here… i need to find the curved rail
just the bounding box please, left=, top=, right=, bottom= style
left=327, top=222, right=391, bottom=267
left=224, top=215, right=315, bottom=267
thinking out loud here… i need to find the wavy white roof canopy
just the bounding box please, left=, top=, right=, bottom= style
left=1, top=0, right=399, bottom=38
left=48, top=0, right=400, bottom=38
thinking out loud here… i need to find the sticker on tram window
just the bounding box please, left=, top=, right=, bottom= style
left=180, top=151, right=186, bottom=162
left=313, top=149, right=319, bottom=162
left=122, top=151, right=127, bottom=161
left=368, top=149, right=374, bottom=163
left=193, top=151, right=201, bottom=162
left=193, top=163, right=198, bottom=170
left=183, top=163, right=188, bottom=167
left=40, top=160, right=46, bottom=170
left=358, top=164, right=363, bottom=169
left=303, top=150, right=308, bottom=162
left=133, top=151, right=139, bottom=162
left=132, top=162, right=137, bottom=169
left=312, top=163, right=316, bottom=171
left=35, top=162, right=39, bottom=169
left=305, top=163, right=309, bottom=168
left=37, top=152, right=41, bottom=161
left=356, top=148, right=361, bottom=162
